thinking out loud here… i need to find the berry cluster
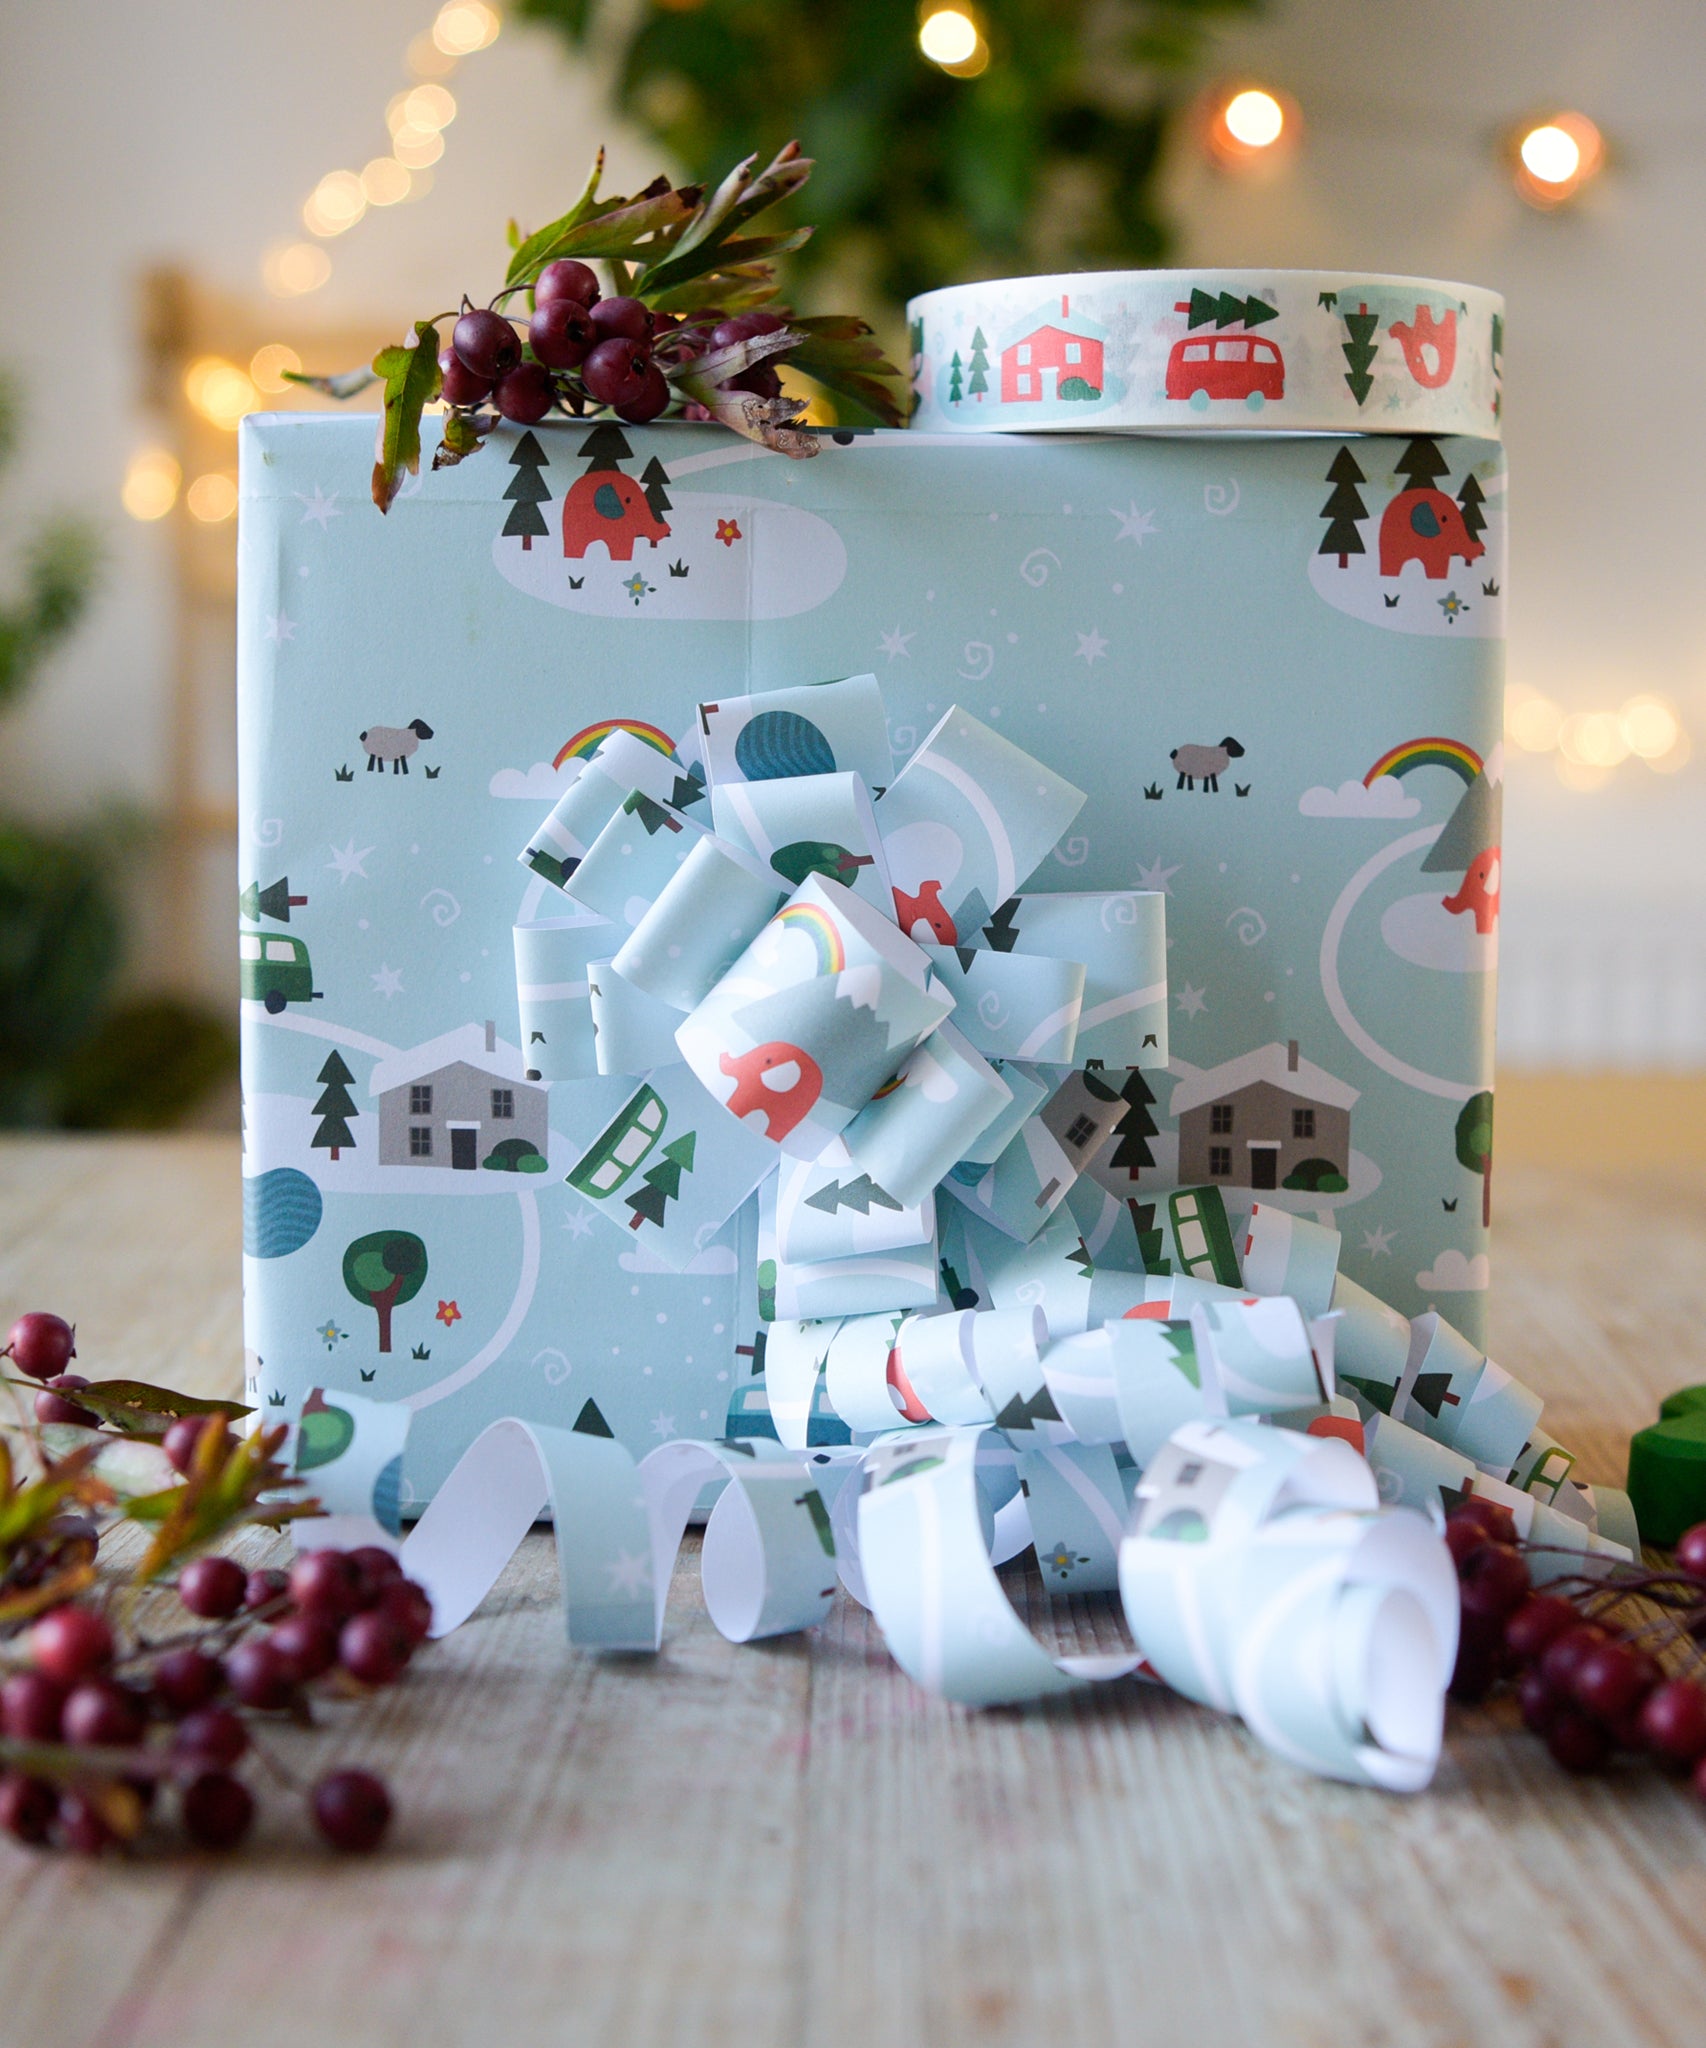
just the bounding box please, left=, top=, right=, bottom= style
left=1448, top=1496, right=1706, bottom=1789
left=1, top=1310, right=425, bottom=1856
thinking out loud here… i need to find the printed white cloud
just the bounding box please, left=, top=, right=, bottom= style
left=1416, top=1249, right=1490, bottom=1291
left=618, top=1240, right=739, bottom=1275
left=1299, top=776, right=1420, bottom=819
left=1380, top=892, right=1497, bottom=974
left=489, top=760, right=578, bottom=801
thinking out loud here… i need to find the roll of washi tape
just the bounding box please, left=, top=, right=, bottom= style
left=906, top=270, right=1503, bottom=438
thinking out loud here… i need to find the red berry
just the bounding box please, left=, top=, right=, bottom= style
left=151, top=1649, right=222, bottom=1716
left=1444, top=1515, right=1489, bottom=1569
left=31, top=1605, right=113, bottom=1686
left=1639, top=1678, right=1706, bottom=1766
left=1518, top=1665, right=1559, bottom=1734
left=1, top=1671, right=65, bottom=1742
left=348, top=1547, right=404, bottom=1604
left=1546, top=1705, right=1613, bottom=1773
left=224, top=1638, right=295, bottom=1712
left=269, top=1613, right=339, bottom=1683
left=179, top=1555, right=247, bottom=1620
left=5, top=1311, right=76, bottom=1381
left=63, top=1679, right=145, bottom=1749
left=1676, top=1522, right=1706, bottom=1584
left=181, top=1771, right=255, bottom=1851
left=173, top=1706, right=249, bottom=1770
left=0, top=1774, right=56, bottom=1844
left=1538, top=1622, right=1608, bottom=1695
left=727, top=364, right=782, bottom=400
left=1572, top=1641, right=1659, bottom=1726
left=1453, top=1496, right=1520, bottom=1547
left=581, top=338, right=652, bottom=408
left=589, top=295, right=652, bottom=343
left=1448, top=1615, right=1502, bottom=1703
left=437, top=346, right=493, bottom=407
left=529, top=297, right=594, bottom=370
left=312, top=1769, right=392, bottom=1853
left=493, top=360, right=556, bottom=425
left=35, top=1373, right=97, bottom=1427
left=163, top=1414, right=231, bottom=1475
left=1504, top=1593, right=1578, bottom=1665
left=57, top=1789, right=114, bottom=1854
left=452, top=308, right=520, bottom=382
left=614, top=364, right=671, bottom=424
left=1458, top=1541, right=1531, bottom=1626
left=533, top=259, right=600, bottom=308
left=289, top=1549, right=363, bottom=1622
left=710, top=316, right=757, bottom=348
left=244, top=1567, right=291, bottom=1614
left=338, top=1612, right=409, bottom=1687
left=375, top=1578, right=433, bottom=1647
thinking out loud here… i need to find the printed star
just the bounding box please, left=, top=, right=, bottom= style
left=326, top=838, right=374, bottom=884
left=878, top=625, right=915, bottom=661
left=1174, top=983, right=1208, bottom=1018
left=1362, top=1225, right=1396, bottom=1257
left=1134, top=856, right=1181, bottom=895
left=715, top=517, right=742, bottom=546
left=1112, top=503, right=1160, bottom=545
left=264, top=612, right=297, bottom=644
left=371, top=963, right=404, bottom=999
left=295, top=487, right=343, bottom=530
left=604, top=1547, right=653, bottom=1596
left=435, top=1299, right=461, bottom=1328
left=563, top=1207, right=596, bottom=1239
left=651, top=1413, right=678, bottom=1440
left=1075, top=629, right=1109, bottom=665
left=1437, top=590, right=1470, bottom=624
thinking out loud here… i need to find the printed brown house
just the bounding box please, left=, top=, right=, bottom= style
left=369, top=1021, right=548, bottom=1172
left=1171, top=1039, right=1357, bottom=1192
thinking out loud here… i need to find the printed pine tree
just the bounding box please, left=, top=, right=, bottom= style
left=1108, top=1069, right=1160, bottom=1179
left=1393, top=436, right=1451, bottom=493
left=1341, top=302, right=1379, bottom=405
left=948, top=350, right=964, bottom=403
left=502, top=431, right=551, bottom=550
left=1318, top=446, right=1370, bottom=567
left=625, top=1132, right=696, bottom=1231
left=639, top=456, right=672, bottom=521
left=311, top=1051, right=358, bottom=1161
left=1457, top=471, right=1488, bottom=545
left=578, top=422, right=632, bottom=474
left=967, top=328, right=990, bottom=401
left=1129, top=1199, right=1170, bottom=1274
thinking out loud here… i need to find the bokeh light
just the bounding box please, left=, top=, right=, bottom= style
left=919, top=10, right=979, bottom=66
left=121, top=448, right=181, bottom=522
left=362, top=156, right=413, bottom=207
left=1206, top=82, right=1300, bottom=169
left=1618, top=694, right=1682, bottom=760
left=186, top=473, right=239, bottom=523
left=433, top=2, right=500, bottom=56
left=249, top=345, right=303, bottom=395
left=262, top=241, right=331, bottom=296
left=304, top=169, right=367, bottom=237
left=1512, top=111, right=1604, bottom=207
left=390, top=125, right=447, bottom=170
left=1224, top=88, right=1284, bottom=149
left=184, top=357, right=261, bottom=431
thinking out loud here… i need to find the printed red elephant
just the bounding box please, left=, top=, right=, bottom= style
left=562, top=471, right=671, bottom=564
left=718, top=1041, right=824, bottom=1143
left=1441, top=845, right=1501, bottom=935
left=1379, top=488, right=1485, bottom=581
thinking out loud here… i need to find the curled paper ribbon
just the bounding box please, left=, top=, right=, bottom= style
left=907, top=270, right=1504, bottom=438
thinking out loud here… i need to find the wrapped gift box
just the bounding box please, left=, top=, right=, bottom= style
left=238, top=397, right=1504, bottom=1505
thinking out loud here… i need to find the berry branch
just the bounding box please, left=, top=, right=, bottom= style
left=292, top=142, right=907, bottom=511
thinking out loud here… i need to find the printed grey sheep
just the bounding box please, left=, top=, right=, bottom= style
left=1170, top=736, right=1245, bottom=793
left=360, top=719, right=434, bottom=774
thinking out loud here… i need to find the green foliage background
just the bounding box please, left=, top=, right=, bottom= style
left=517, top=0, right=1260, bottom=314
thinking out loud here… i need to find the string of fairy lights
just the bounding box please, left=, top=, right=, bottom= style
left=118, top=3, right=1688, bottom=789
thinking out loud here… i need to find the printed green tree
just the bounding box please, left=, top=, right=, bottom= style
left=342, top=1229, right=427, bottom=1352
left=1129, top=1199, right=1170, bottom=1273
left=1108, top=1069, right=1160, bottom=1179
left=1457, top=471, right=1488, bottom=546
left=1394, top=436, right=1451, bottom=494
left=1455, top=1090, right=1494, bottom=1228
left=310, top=1050, right=358, bottom=1162
left=625, top=1131, right=696, bottom=1231
left=502, top=431, right=551, bottom=550
left=1341, top=302, right=1379, bottom=404
left=578, top=422, right=632, bottom=474
left=640, top=456, right=672, bottom=522
left=948, top=350, right=963, bottom=403
left=967, top=328, right=990, bottom=401
left=1318, top=446, right=1369, bottom=567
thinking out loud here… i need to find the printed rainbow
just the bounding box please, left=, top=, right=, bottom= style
left=1363, top=736, right=1483, bottom=788
left=554, top=719, right=677, bottom=770
left=774, top=901, right=847, bottom=975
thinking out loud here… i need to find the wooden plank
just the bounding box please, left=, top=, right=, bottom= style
left=0, top=1131, right=1703, bottom=2048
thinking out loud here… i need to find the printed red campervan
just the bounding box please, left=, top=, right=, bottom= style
left=1166, top=333, right=1285, bottom=405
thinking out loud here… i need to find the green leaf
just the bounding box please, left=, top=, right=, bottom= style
left=505, top=175, right=698, bottom=287
left=432, top=409, right=490, bottom=471
left=635, top=226, right=813, bottom=299
left=663, top=326, right=803, bottom=390
left=32, top=1377, right=252, bottom=1439
left=371, top=322, right=442, bottom=513
left=283, top=364, right=381, bottom=401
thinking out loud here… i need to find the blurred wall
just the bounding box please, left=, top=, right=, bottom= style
left=0, top=0, right=1701, bottom=1066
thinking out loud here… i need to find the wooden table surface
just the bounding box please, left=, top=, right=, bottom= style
left=2, top=1124, right=1706, bottom=2048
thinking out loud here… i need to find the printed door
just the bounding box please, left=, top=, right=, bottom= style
left=451, top=1128, right=478, bottom=1171
left=1250, top=1146, right=1278, bottom=1191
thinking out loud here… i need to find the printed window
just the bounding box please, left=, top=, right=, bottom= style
left=1065, top=342, right=1082, bottom=364
left=1255, top=341, right=1279, bottom=362
left=1017, top=372, right=1033, bottom=395
left=265, top=940, right=295, bottom=962
left=1182, top=343, right=1211, bottom=361
left=1210, top=1103, right=1234, bottom=1135
left=410, top=1084, right=433, bottom=1115
left=409, top=1126, right=433, bottom=1158
left=1214, top=339, right=1249, bottom=361
left=491, top=1088, right=514, bottom=1120
left=239, top=934, right=261, bottom=960
left=1063, top=1113, right=1099, bottom=1150
left=1209, top=1145, right=1232, bottom=1177
left=1292, top=1108, right=1316, bottom=1139
left=1017, top=344, right=1032, bottom=366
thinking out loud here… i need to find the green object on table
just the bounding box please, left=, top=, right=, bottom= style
left=1627, top=1410, right=1706, bottom=1546
left=1659, top=1383, right=1706, bottom=1422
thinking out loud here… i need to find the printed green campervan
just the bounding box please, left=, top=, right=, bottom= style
left=1167, top=1186, right=1242, bottom=1288
left=566, top=1083, right=667, bottom=1197
left=239, top=930, right=321, bottom=1014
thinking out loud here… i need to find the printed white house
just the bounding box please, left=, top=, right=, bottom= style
left=369, top=1021, right=548, bottom=1172
left=1171, top=1039, right=1357, bottom=1192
